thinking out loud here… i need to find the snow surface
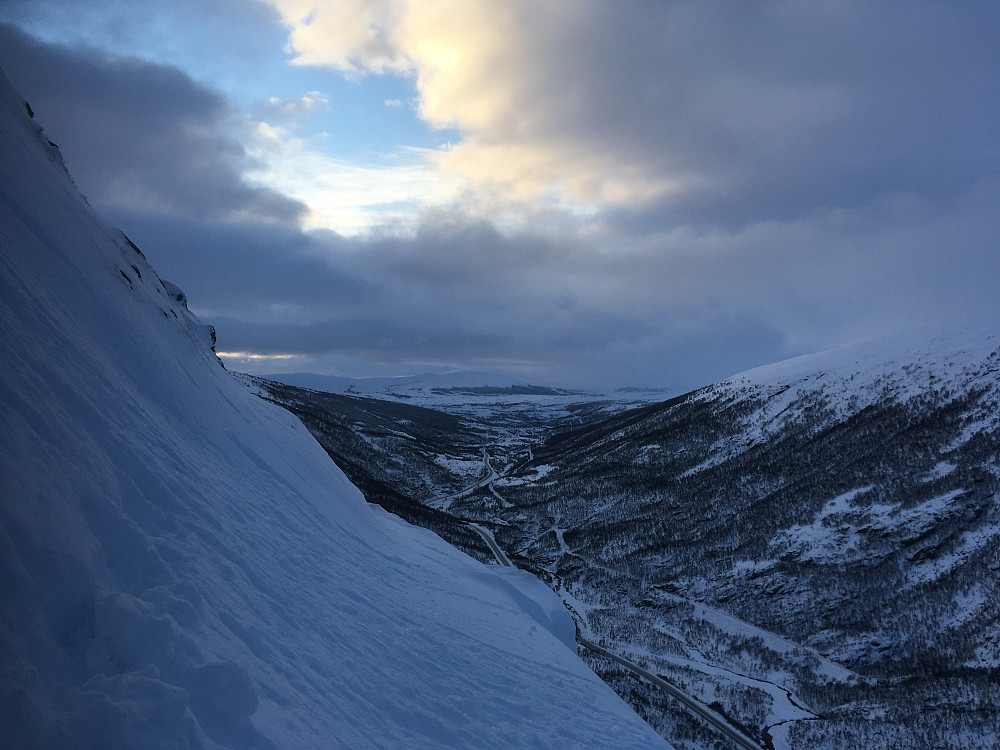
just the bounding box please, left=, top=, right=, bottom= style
left=0, top=70, right=668, bottom=749
left=678, top=324, right=1000, bottom=479
left=723, top=327, right=1000, bottom=398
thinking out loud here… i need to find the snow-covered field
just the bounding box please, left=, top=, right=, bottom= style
left=0, top=70, right=668, bottom=749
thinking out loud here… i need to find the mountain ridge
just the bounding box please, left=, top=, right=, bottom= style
left=486, top=325, right=1000, bottom=748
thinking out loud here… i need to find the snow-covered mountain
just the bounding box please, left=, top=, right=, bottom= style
left=0, top=68, right=669, bottom=749
left=484, top=326, right=1000, bottom=748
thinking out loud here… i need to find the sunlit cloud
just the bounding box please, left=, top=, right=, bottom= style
left=430, top=139, right=698, bottom=208
left=263, top=0, right=1000, bottom=234
left=267, top=0, right=407, bottom=73
left=262, top=0, right=679, bottom=216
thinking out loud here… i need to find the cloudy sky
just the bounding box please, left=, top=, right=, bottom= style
left=1, top=1, right=998, bottom=390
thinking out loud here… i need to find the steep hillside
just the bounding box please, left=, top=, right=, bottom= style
left=493, top=330, right=1000, bottom=748
left=0, top=69, right=668, bottom=749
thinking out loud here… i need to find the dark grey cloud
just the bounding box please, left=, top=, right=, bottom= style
left=0, top=23, right=303, bottom=224
left=469, top=1, right=1000, bottom=228
left=106, top=214, right=366, bottom=312
left=115, top=200, right=918, bottom=389
left=116, top=211, right=666, bottom=385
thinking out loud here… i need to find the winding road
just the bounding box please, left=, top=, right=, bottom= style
left=469, top=522, right=513, bottom=567
left=436, top=449, right=499, bottom=509
left=576, top=637, right=762, bottom=750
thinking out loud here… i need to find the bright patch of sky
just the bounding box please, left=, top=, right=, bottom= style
left=245, top=116, right=459, bottom=233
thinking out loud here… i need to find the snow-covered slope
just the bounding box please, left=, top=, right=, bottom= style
left=0, top=69, right=668, bottom=749
left=706, top=325, right=1000, bottom=451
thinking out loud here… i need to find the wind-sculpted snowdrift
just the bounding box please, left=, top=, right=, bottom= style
left=0, top=69, right=668, bottom=749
